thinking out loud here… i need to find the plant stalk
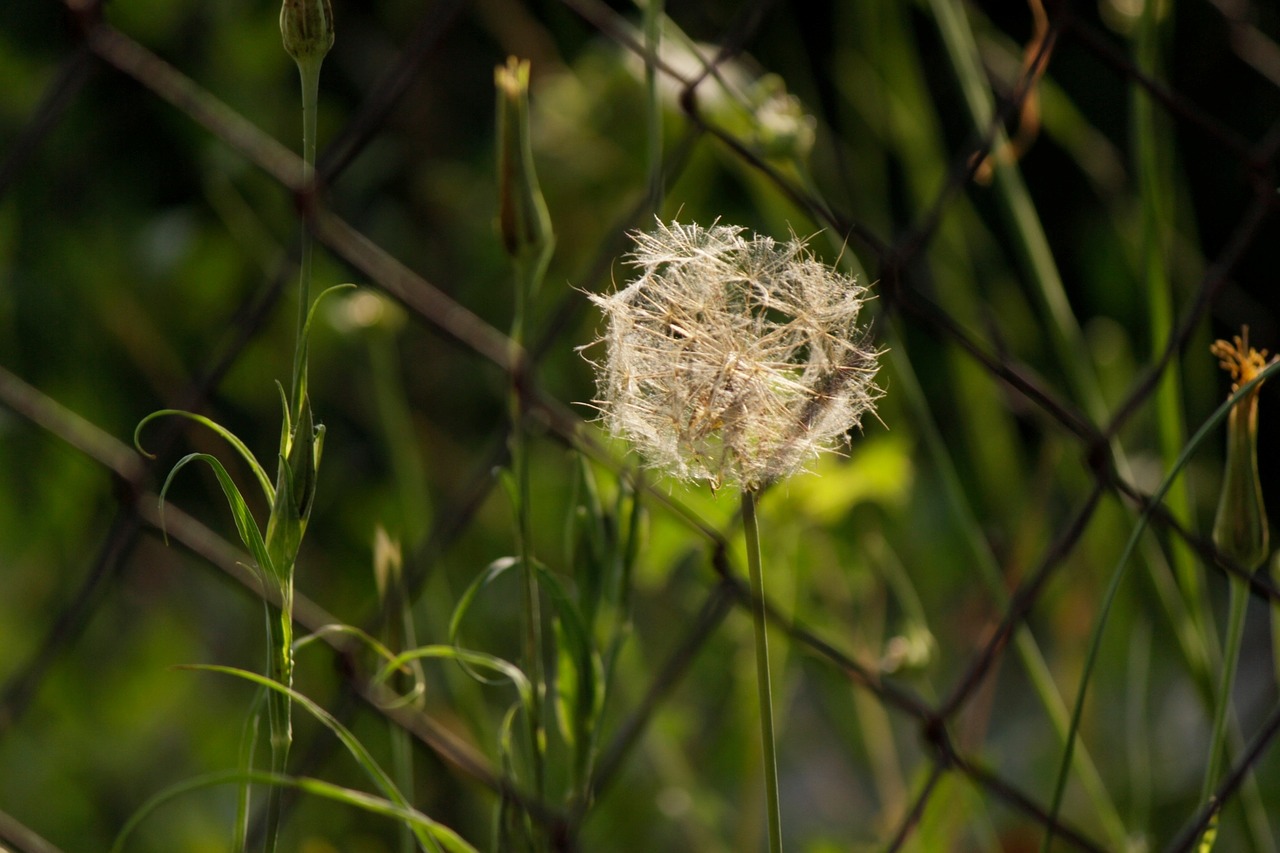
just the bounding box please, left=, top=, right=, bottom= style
left=1199, top=574, right=1247, bottom=847
left=511, top=266, right=546, bottom=807
left=290, top=56, right=322, bottom=415
left=742, top=488, right=782, bottom=853
left=262, top=591, right=294, bottom=852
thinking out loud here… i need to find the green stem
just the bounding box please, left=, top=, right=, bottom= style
left=290, top=56, right=322, bottom=414
left=883, top=323, right=1127, bottom=846
left=510, top=266, right=545, bottom=808
left=262, top=590, right=294, bottom=852
left=1199, top=574, right=1248, bottom=847
left=1134, top=0, right=1215, bottom=687
left=1042, top=361, right=1280, bottom=852
left=742, top=489, right=782, bottom=853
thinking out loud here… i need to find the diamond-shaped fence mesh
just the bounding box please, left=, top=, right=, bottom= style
left=2, top=0, right=1280, bottom=850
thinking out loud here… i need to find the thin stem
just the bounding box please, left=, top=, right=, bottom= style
left=262, top=592, right=294, bottom=853
left=1199, top=574, right=1248, bottom=845
left=1041, top=361, right=1280, bottom=852
left=290, top=56, right=322, bottom=414
left=1134, top=0, right=1215, bottom=686
left=511, top=264, right=546, bottom=808
left=263, top=46, right=319, bottom=852
left=741, top=488, right=782, bottom=853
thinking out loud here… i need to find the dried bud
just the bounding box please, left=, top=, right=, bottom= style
left=1210, top=327, right=1273, bottom=570
left=280, top=0, right=334, bottom=65
left=586, top=221, right=882, bottom=490
left=495, top=57, right=553, bottom=278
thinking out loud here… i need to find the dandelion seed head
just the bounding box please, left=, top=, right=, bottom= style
left=586, top=220, right=882, bottom=490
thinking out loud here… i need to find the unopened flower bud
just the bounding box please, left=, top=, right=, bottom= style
left=1211, top=327, right=1273, bottom=570
left=280, top=0, right=334, bottom=66
left=265, top=393, right=324, bottom=581
left=495, top=57, right=554, bottom=279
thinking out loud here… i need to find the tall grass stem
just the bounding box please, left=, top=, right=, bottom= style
left=1042, top=360, right=1280, bottom=852
left=1199, top=575, right=1248, bottom=843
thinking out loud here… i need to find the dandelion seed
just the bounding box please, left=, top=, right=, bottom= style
left=585, top=220, right=882, bottom=490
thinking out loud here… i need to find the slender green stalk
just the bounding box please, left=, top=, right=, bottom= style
left=1042, top=360, right=1280, bottom=852
left=1200, top=576, right=1248, bottom=833
left=510, top=376, right=546, bottom=804
left=289, top=58, right=321, bottom=414
left=1134, top=0, right=1215, bottom=684
left=495, top=56, right=553, bottom=812
left=260, top=47, right=317, bottom=847
left=265, top=0, right=332, bottom=840
left=510, top=248, right=547, bottom=810
left=741, top=489, right=782, bottom=853
left=1201, top=332, right=1273, bottom=851
left=883, top=323, right=1127, bottom=846
left=262, top=597, right=294, bottom=853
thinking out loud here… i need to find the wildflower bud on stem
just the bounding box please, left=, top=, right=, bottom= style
left=1210, top=328, right=1272, bottom=571
left=495, top=57, right=553, bottom=805
left=280, top=0, right=334, bottom=66
left=495, top=57, right=554, bottom=307
left=1199, top=327, right=1274, bottom=846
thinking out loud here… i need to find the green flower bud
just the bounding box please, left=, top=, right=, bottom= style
left=280, top=0, right=335, bottom=65
left=1211, top=328, right=1273, bottom=571
left=494, top=57, right=554, bottom=279
left=265, top=394, right=324, bottom=581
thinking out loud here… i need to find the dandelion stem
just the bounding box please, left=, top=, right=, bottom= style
left=742, top=488, right=783, bottom=853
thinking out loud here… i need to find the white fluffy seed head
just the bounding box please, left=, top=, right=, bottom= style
left=585, top=220, right=882, bottom=490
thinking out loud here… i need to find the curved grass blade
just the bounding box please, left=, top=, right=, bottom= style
left=372, top=645, right=534, bottom=719
left=449, top=556, right=521, bottom=687
left=290, top=282, right=358, bottom=417
left=158, top=452, right=274, bottom=581
left=135, top=410, right=274, bottom=505
left=536, top=563, right=604, bottom=791
left=182, top=664, right=442, bottom=852
left=293, top=622, right=426, bottom=708
left=109, top=769, right=477, bottom=853
left=1043, top=360, right=1280, bottom=852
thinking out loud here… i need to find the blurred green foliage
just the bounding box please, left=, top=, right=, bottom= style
left=1, top=0, right=1279, bottom=851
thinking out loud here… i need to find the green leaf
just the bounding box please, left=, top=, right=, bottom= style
left=290, top=282, right=357, bottom=422
left=536, top=565, right=603, bottom=767
left=158, top=452, right=274, bottom=583
left=372, top=645, right=533, bottom=718
left=110, top=769, right=478, bottom=853
left=135, top=409, right=275, bottom=505
left=448, top=556, right=519, bottom=686
left=183, top=664, right=445, bottom=853
left=293, top=622, right=425, bottom=709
